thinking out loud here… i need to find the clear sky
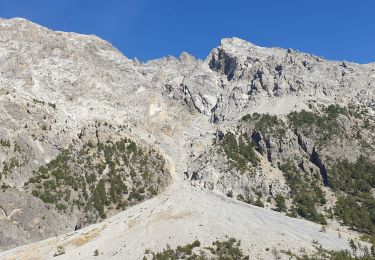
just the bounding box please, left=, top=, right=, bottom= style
left=1, top=0, right=374, bottom=63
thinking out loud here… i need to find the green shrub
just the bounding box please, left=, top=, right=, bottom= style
left=208, top=238, right=247, bottom=259
left=127, top=142, right=137, bottom=153
left=275, top=194, right=287, bottom=212
left=288, top=110, right=317, bottom=127
left=242, top=113, right=286, bottom=137
left=254, top=197, right=264, bottom=208
left=91, top=179, right=107, bottom=218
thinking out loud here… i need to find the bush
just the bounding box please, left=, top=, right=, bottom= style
left=127, top=142, right=137, bottom=153
left=254, top=197, right=264, bottom=208
left=91, top=180, right=107, bottom=218
left=151, top=240, right=202, bottom=259
left=288, top=110, right=317, bottom=127
left=275, top=194, right=287, bottom=212
left=208, top=238, right=247, bottom=259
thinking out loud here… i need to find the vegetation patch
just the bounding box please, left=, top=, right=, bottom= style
left=329, top=156, right=375, bottom=235
left=26, top=137, right=168, bottom=222
left=236, top=190, right=264, bottom=208
left=274, top=194, right=287, bottom=212
left=0, top=140, right=25, bottom=181
left=218, top=132, right=258, bottom=172
left=145, top=237, right=249, bottom=260
left=280, top=163, right=327, bottom=224
left=287, top=104, right=351, bottom=146
left=242, top=113, right=286, bottom=138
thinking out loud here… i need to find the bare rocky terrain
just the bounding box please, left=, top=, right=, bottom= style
left=1, top=18, right=375, bottom=259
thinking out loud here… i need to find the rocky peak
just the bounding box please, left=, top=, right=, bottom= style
left=1, top=17, right=375, bottom=259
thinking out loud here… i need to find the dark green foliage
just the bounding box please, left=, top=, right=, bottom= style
left=236, top=193, right=264, bottom=208
left=127, top=142, right=137, bottom=153
left=1, top=153, right=20, bottom=177
left=56, top=203, right=67, bottom=211
left=288, top=105, right=347, bottom=128
left=151, top=240, right=202, bottom=260
left=324, top=104, right=347, bottom=117
left=109, top=174, right=127, bottom=203
left=175, top=240, right=201, bottom=256
left=329, top=156, right=375, bottom=194
left=348, top=239, right=357, bottom=254
left=129, top=189, right=145, bottom=202
left=38, top=190, right=57, bottom=204
left=287, top=110, right=316, bottom=127
left=219, top=133, right=259, bottom=171
left=335, top=196, right=375, bottom=235
left=149, top=186, right=158, bottom=196
left=280, top=163, right=326, bottom=224
left=254, top=197, right=264, bottom=208
left=207, top=238, right=248, bottom=259
left=330, top=156, right=375, bottom=235
left=242, top=113, right=286, bottom=138
left=92, top=180, right=107, bottom=218
left=275, top=194, right=287, bottom=212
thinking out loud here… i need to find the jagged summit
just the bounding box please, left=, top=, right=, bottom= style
left=219, top=37, right=258, bottom=50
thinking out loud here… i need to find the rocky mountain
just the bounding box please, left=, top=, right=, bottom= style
left=0, top=18, right=375, bottom=259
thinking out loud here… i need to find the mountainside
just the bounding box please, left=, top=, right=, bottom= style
left=1, top=18, right=375, bottom=259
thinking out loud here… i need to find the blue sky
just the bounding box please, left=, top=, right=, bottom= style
left=0, top=0, right=374, bottom=63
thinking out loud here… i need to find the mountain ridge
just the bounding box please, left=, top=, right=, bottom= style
left=0, top=17, right=375, bottom=259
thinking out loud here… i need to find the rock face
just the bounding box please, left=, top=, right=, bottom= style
left=0, top=18, right=375, bottom=258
